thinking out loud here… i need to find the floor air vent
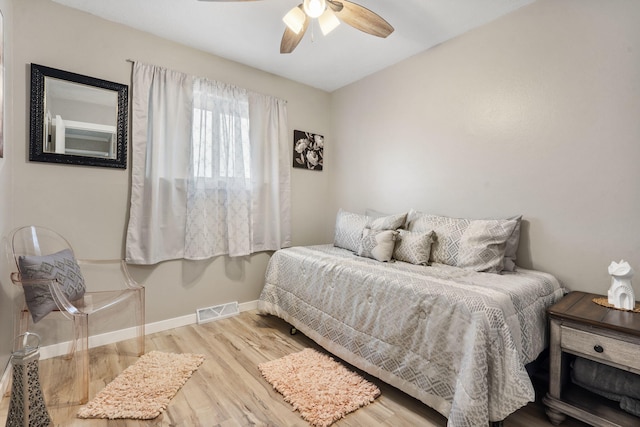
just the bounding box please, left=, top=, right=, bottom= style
left=196, top=301, right=239, bottom=324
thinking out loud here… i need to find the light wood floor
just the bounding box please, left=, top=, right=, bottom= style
left=0, top=310, right=588, bottom=426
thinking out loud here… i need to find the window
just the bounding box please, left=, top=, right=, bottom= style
left=127, top=62, right=291, bottom=263
left=192, top=92, right=251, bottom=182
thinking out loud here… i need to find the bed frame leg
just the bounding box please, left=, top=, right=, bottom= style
left=490, top=421, right=504, bottom=427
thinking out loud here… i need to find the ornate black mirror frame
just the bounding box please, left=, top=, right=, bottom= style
left=29, top=63, right=128, bottom=168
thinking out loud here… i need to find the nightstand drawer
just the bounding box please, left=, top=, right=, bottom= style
left=561, top=326, right=640, bottom=371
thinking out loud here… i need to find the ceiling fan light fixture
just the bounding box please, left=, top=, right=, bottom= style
left=318, top=8, right=339, bottom=36
left=283, top=6, right=306, bottom=34
left=303, top=0, right=326, bottom=19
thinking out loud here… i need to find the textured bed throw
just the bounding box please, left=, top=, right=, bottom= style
left=258, top=348, right=380, bottom=427
left=77, top=351, right=205, bottom=420
left=571, top=356, right=640, bottom=417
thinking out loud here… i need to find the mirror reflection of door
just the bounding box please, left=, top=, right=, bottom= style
left=44, top=77, right=118, bottom=159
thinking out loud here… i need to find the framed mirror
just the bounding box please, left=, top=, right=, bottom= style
left=29, top=63, right=128, bottom=168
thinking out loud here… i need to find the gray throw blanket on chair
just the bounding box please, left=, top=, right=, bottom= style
left=571, top=356, right=640, bottom=417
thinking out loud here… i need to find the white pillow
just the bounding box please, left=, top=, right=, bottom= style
left=358, top=228, right=398, bottom=262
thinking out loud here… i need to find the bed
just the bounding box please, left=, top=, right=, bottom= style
left=257, top=210, right=564, bottom=427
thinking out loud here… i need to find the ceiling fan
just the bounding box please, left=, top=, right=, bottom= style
left=198, top=0, right=394, bottom=54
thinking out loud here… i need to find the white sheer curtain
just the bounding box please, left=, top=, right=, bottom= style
left=126, top=62, right=291, bottom=264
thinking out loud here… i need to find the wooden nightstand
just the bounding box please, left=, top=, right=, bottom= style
left=543, top=291, right=640, bottom=426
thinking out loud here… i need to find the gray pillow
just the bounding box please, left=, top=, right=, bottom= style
left=503, top=215, right=522, bottom=271
left=18, top=248, right=86, bottom=323
left=393, top=229, right=435, bottom=265
left=368, top=212, right=407, bottom=230
left=364, top=208, right=387, bottom=218
left=407, top=211, right=517, bottom=273
left=334, top=209, right=369, bottom=252
left=334, top=209, right=407, bottom=253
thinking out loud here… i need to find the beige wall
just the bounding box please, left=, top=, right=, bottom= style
left=330, top=0, right=640, bottom=295
left=0, top=0, right=14, bottom=373
left=3, top=0, right=639, bottom=361
left=5, top=0, right=333, bottom=349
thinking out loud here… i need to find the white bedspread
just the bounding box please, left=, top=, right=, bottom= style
left=257, top=245, right=564, bottom=426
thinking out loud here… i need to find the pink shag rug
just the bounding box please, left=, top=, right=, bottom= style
left=77, top=351, right=205, bottom=420
left=258, top=348, right=380, bottom=427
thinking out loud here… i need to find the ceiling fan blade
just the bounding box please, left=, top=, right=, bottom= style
left=326, top=0, right=344, bottom=12
left=331, top=0, right=394, bottom=38
left=280, top=8, right=309, bottom=54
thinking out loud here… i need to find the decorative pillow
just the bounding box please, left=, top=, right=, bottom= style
left=503, top=215, right=522, bottom=272
left=334, top=209, right=370, bottom=252
left=18, top=249, right=86, bottom=323
left=364, top=208, right=386, bottom=218
left=334, top=209, right=407, bottom=253
left=364, top=208, right=405, bottom=224
left=368, top=211, right=407, bottom=231
left=407, top=211, right=517, bottom=273
left=357, top=228, right=398, bottom=262
left=393, top=229, right=435, bottom=265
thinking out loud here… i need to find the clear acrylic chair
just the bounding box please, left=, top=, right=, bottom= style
left=6, top=225, right=145, bottom=404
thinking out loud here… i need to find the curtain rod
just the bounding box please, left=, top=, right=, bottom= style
left=124, top=59, right=287, bottom=103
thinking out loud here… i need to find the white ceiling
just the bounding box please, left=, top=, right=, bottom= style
left=52, top=0, right=534, bottom=92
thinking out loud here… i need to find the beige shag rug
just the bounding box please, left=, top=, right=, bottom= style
left=258, top=348, right=380, bottom=427
left=77, top=351, right=205, bottom=420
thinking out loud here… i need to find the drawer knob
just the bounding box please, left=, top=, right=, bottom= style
left=594, top=345, right=604, bottom=353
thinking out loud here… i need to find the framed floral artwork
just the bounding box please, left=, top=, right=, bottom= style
left=292, top=130, right=323, bottom=171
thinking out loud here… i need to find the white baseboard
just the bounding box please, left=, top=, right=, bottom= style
left=0, top=300, right=258, bottom=396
